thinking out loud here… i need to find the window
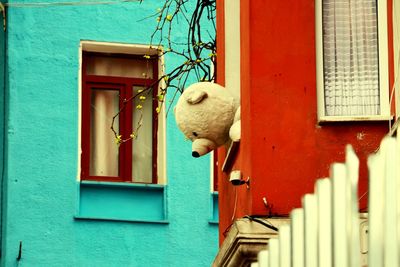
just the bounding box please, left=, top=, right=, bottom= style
left=211, top=151, right=218, bottom=192
left=80, top=42, right=165, bottom=184
left=210, top=151, right=219, bottom=224
left=316, top=0, right=391, bottom=122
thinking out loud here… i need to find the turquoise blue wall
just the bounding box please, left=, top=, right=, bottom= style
left=0, top=0, right=5, bottom=258
left=3, top=1, right=218, bottom=266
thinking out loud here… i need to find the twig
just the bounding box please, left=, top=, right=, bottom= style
left=111, top=0, right=216, bottom=142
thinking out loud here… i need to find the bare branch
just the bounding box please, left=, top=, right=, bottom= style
left=112, top=0, right=216, bottom=142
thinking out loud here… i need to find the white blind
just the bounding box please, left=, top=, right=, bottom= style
left=323, top=0, right=380, bottom=116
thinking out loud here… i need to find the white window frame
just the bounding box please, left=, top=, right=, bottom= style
left=394, top=0, right=400, bottom=121
left=315, top=0, right=391, bottom=122
left=224, top=0, right=241, bottom=100
left=77, top=40, right=167, bottom=184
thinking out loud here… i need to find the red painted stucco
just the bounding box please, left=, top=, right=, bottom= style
left=217, top=0, right=394, bottom=243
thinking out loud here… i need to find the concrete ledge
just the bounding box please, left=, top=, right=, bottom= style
left=76, top=181, right=167, bottom=222
left=213, top=217, right=290, bottom=267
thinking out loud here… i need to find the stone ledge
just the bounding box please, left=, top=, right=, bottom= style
left=213, top=217, right=290, bottom=267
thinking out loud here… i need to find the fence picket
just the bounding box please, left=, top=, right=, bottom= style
left=345, top=145, right=360, bottom=267
left=279, top=224, right=291, bottom=267
left=316, top=178, right=332, bottom=267
left=291, top=208, right=304, bottom=267
left=368, top=152, right=384, bottom=267
left=331, top=163, right=348, bottom=267
left=397, top=134, right=400, bottom=267
left=269, top=238, right=279, bottom=267
left=258, top=250, right=269, bottom=267
left=303, top=194, right=318, bottom=267
left=252, top=136, right=400, bottom=267
left=382, top=138, right=399, bottom=267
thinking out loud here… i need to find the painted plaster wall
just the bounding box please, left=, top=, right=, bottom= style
left=0, top=0, right=5, bottom=253
left=3, top=1, right=217, bottom=266
left=216, top=0, right=391, bottom=242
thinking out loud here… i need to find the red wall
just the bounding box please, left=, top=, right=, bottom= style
left=217, top=0, right=393, bottom=243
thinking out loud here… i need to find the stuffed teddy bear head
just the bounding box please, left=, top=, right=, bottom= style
left=174, top=82, right=239, bottom=157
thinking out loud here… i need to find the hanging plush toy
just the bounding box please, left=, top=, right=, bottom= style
left=174, top=82, right=241, bottom=157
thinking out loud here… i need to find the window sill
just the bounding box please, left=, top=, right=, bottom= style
left=75, top=181, right=167, bottom=223
left=74, top=216, right=169, bottom=224
left=318, top=115, right=393, bottom=123
left=209, top=192, right=219, bottom=224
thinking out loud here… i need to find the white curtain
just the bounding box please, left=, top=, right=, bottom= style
left=323, top=0, right=380, bottom=116
left=132, top=86, right=153, bottom=183
left=90, top=89, right=119, bottom=177
left=86, top=56, right=154, bottom=79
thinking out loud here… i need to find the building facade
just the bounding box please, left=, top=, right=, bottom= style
left=214, top=0, right=399, bottom=264
left=0, top=1, right=218, bottom=266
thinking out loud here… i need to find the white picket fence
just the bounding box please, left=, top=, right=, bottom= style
left=251, top=135, right=400, bottom=267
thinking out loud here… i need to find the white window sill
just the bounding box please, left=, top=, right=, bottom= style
left=318, top=115, right=393, bottom=123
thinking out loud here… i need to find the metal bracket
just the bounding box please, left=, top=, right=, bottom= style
left=389, top=119, right=399, bottom=136
left=222, top=140, right=240, bottom=172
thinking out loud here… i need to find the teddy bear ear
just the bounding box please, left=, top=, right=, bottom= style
left=184, top=90, right=208, bottom=104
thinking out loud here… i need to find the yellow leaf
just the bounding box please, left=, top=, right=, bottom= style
left=115, top=135, right=122, bottom=144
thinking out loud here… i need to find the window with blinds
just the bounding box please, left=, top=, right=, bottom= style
left=316, top=0, right=390, bottom=121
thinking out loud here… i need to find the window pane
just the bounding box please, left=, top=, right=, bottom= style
left=86, top=55, right=154, bottom=79
left=323, top=0, right=380, bottom=116
left=132, top=86, right=153, bottom=183
left=90, top=89, right=119, bottom=177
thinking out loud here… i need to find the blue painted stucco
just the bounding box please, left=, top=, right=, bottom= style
left=2, top=1, right=218, bottom=266
left=0, top=0, right=6, bottom=256
left=77, top=181, right=168, bottom=222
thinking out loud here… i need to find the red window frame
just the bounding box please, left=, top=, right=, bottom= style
left=213, top=150, right=218, bottom=192
left=81, top=52, right=159, bottom=183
